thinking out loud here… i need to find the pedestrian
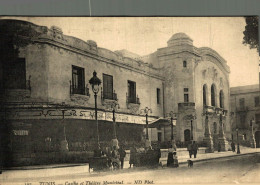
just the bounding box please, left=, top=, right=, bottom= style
left=192, top=141, right=198, bottom=158
left=155, top=145, right=161, bottom=165
left=118, top=145, right=126, bottom=169
left=111, top=145, right=120, bottom=170
left=167, top=150, right=174, bottom=167
left=231, top=141, right=236, bottom=152
left=218, top=142, right=221, bottom=152
left=94, top=144, right=103, bottom=157
left=172, top=152, right=179, bottom=168
left=129, top=145, right=137, bottom=168
left=187, top=141, right=193, bottom=158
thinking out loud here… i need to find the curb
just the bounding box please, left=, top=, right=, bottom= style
left=176, top=152, right=260, bottom=165
left=3, top=151, right=260, bottom=171
left=3, top=163, right=88, bottom=171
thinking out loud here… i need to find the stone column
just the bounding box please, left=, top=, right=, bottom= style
left=203, top=113, right=214, bottom=153
left=218, top=114, right=229, bottom=151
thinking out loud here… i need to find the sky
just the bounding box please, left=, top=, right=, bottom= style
left=1, top=17, right=259, bottom=87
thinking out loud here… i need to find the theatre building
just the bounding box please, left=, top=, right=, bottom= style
left=0, top=19, right=232, bottom=165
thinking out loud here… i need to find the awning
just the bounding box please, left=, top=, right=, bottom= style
left=148, top=118, right=176, bottom=128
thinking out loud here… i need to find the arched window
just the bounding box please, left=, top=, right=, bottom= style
left=183, top=61, right=187, bottom=67
left=219, top=90, right=224, bottom=108
left=203, top=84, right=208, bottom=106
left=211, top=84, right=216, bottom=106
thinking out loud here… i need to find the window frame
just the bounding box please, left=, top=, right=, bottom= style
left=184, top=88, right=189, bottom=102
left=103, top=73, right=114, bottom=100
left=128, top=80, right=136, bottom=103
left=72, top=65, right=85, bottom=95
left=157, top=88, right=161, bottom=104
left=183, top=60, right=187, bottom=68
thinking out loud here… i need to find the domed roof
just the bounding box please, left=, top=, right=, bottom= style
left=167, top=32, right=193, bottom=47
left=168, top=32, right=192, bottom=42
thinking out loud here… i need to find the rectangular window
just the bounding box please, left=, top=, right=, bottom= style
left=3, top=58, right=26, bottom=89
left=255, top=114, right=260, bottom=124
left=72, top=65, right=85, bottom=95
left=184, top=94, right=189, bottom=102
left=103, top=74, right=113, bottom=99
left=157, top=88, right=161, bottom=104
left=184, top=88, right=189, bottom=102
left=239, top=98, right=245, bottom=109
left=255, top=96, right=259, bottom=107
left=240, top=114, right=246, bottom=128
left=128, top=80, right=136, bottom=103
left=183, top=61, right=187, bottom=67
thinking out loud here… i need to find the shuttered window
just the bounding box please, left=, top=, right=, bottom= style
left=128, top=80, right=136, bottom=103
left=239, top=98, right=245, bottom=109
left=72, top=65, right=85, bottom=95
left=103, top=74, right=113, bottom=99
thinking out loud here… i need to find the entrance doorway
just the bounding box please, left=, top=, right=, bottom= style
left=255, top=131, right=260, bottom=148
left=184, top=129, right=191, bottom=142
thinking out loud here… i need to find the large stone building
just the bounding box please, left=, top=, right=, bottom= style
left=230, top=84, right=260, bottom=148
left=0, top=19, right=232, bottom=165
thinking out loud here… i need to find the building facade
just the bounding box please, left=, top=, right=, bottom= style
left=230, top=84, right=260, bottom=148
left=0, top=20, right=232, bottom=165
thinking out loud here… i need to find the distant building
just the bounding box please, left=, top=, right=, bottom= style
left=0, top=19, right=232, bottom=165
left=230, top=84, right=260, bottom=147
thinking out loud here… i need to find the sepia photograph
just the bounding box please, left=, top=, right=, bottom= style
left=0, top=16, right=259, bottom=185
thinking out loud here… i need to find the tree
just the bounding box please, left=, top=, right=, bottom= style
left=243, top=16, right=259, bottom=53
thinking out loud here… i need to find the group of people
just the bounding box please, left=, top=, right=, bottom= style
left=187, top=141, right=198, bottom=158
left=94, top=145, right=126, bottom=170
left=129, top=145, right=161, bottom=167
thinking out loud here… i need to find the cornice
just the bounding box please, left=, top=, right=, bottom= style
left=33, top=37, right=165, bottom=81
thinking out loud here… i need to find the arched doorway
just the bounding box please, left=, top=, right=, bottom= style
left=184, top=129, right=191, bottom=142
left=255, top=131, right=260, bottom=148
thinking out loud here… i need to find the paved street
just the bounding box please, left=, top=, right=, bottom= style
left=1, top=153, right=260, bottom=185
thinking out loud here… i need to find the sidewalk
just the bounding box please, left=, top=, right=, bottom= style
left=1, top=146, right=260, bottom=180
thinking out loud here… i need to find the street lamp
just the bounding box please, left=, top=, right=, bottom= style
left=236, top=128, right=240, bottom=154
left=60, top=109, right=69, bottom=152
left=141, top=107, right=152, bottom=148
left=250, top=119, right=256, bottom=148
left=202, top=109, right=214, bottom=153
left=109, top=101, right=120, bottom=148
left=166, top=111, right=177, bottom=142
left=89, top=71, right=101, bottom=145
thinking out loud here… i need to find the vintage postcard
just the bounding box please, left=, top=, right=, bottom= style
left=0, top=16, right=259, bottom=185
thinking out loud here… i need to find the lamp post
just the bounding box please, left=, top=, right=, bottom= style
left=250, top=119, right=256, bottom=148
left=236, top=128, right=240, bottom=154
left=141, top=107, right=152, bottom=148
left=190, top=120, right=193, bottom=141
left=89, top=71, right=101, bottom=146
left=217, top=109, right=229, bottom=151
left=60, top=109, right=69, bottom=152
left=166, top=111, right=177, bottom=147
left=110, top=101, right=120, bottom=148
left=202, top=109, right=214, bottom=153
